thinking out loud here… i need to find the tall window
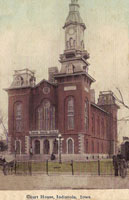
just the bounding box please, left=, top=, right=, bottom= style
left=67, top=138, right=74, bottom=154
left=37, top=107, right=43, bottom=130
left=14, top=102, right=23, bottom=132
left=101, top=118, right=104, bottom=136
left=97, top=142, right=99, bottom=153
left=92, top=141, right=94, bottom=153
left=37, top=100, right=55, bottom=130
left=67, top=97, right=74, bottom=130
left=97, top=116, right=100, bottom=136
left=92, top=114, right=95, bottom=135
left=53, top=139, right=58, bottom=154
left=84, top=100, right=89, bottom=130
left=86, top=139, right=88, bottom=153
left=101, top=143, right=103, bottom=153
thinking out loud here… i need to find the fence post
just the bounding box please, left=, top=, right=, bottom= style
left=14, top=161, right=17, bottom=175
left=46, top=160, right=48, bottom=175
left=28, top=160, right=32, bottom=176
left=98, top=159, right=100, bottom=176
left=71, top=160, right=74, bottom=175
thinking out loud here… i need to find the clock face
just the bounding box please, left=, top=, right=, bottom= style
left=68, top=28, right=75, bottom=35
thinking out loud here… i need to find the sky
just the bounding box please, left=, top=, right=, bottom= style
left=0, top=0, right=128, bottom=141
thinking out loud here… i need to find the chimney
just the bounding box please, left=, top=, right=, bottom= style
left=48, top=67, right=58, bottom=83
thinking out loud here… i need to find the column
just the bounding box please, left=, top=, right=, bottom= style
left=32, top=139, right=35, bottom=154
left=40, top=138, right=44, bottom=154
left=25, top=136, right=30, bottom=155
left=49, top=138, right=54, bottom=154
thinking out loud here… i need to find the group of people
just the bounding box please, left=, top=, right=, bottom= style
left=113, top=151, right=127, bottom=178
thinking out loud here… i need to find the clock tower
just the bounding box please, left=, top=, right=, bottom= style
left=59, top=0, right=90, bottom=74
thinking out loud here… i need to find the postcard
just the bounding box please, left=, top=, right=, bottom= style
left=0, top=0, right=128, bottom=199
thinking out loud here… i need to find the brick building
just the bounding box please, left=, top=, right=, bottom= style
left=5, top=0, right=119, bottom=160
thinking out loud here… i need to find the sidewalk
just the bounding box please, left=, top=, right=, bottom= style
left=0, top=172, right=129, bottom=190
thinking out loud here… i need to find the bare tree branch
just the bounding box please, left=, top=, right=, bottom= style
left=114, top=88, right=129, bottom=110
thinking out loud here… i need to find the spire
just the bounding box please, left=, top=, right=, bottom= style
left=63, top=0, right=86, bottom=29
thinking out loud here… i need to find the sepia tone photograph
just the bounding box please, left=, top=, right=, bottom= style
left=0, top=0, right=128, bottom=199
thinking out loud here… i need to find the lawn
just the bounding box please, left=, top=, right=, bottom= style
left=14, top=159, right=114, bottom=175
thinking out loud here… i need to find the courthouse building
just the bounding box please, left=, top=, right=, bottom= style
left=5, top=0, right=119, bottom=159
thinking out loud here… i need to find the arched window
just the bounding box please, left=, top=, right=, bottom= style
left=69, top=37, right=73, bottom=48
left=66, top=41, right=69, bottom=49
left=14, top=102, right=23, bottom=132
left=84, top=100, right=89, bottom=130
left=67, top=138, right=74, bottom=154
left=36, top=100, right=55, bottom=130
left=44, top=139, right=50, bottom=154
left=34, top=140, right=40, bottom=154
left=67, top=97, right=74, bottom=130
left=53, top=139, right=58, bottom=154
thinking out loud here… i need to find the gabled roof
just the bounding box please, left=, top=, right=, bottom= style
left=34, top=79, right=57, bottom=88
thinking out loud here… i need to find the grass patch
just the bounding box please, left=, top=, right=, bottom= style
left=14, top=160, right=114, bottom=175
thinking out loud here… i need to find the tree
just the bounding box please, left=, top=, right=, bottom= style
left=0, top=109, right=8, bottom=143
left=114, top=88, right=129, bottom=122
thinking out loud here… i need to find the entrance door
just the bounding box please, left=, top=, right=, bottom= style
left=16, top=140, right=20, bottom=154
left=44, top=139, right=50, bottom=154
left=35, top=140, right=40, bottom=154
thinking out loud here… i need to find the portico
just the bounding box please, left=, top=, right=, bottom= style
left=29, top=130, right=59, bottom=155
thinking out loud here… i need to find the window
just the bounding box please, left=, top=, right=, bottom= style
left=66, top=64, right=74, bottom=74
left=101, top=118, right=104, bottom=136
left=84, top=100, right=89, bottom=130
left=44, top=139, right=50, bottom=154
left=92, top=114, right=95, bottom=135
left=36, top=100, right=55, bottom=130
left=92, top=141, right=94, bottom=153
left=101, top=143, right=103, bottom=153
left=86, top=139, right=88, bottom=153
left=34, top=140, right=40, bottom=154
left=14, top=102, right=23, bottom=132
left=67, top=138, right=74, bottom=154
left=53, top=139, right=58, bottom=154
left=69, top=37, right=73, bottom=48
left=97, top=142, right=99, bottom=153
left=97, top=116, right=100, bottom=136
left=106, top=119, right=108, bottom=137
left=67, top=97, right=74, bottom=130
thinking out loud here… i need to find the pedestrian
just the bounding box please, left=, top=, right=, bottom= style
left=51, top=152, right=56, bottom=160
left=29, top=146, right=33, bottom=159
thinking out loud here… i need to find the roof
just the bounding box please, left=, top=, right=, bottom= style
left=34, top=79, right=57, bottom=88
left=54, top=71, right=95, bottom=83
left=91, top=103, right=109, bottom=114
left=63, top=0, right=86, bottom=29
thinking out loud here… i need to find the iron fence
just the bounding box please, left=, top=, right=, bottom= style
left=10, top=159, right=115, bottom=176
left=1, top=159, right=128, bottom=177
